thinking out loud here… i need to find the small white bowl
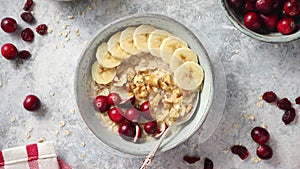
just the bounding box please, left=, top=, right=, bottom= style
left=75, top=13, right=214, bottom=156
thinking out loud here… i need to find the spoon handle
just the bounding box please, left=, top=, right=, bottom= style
left=139, top=128, right=170, bottom=169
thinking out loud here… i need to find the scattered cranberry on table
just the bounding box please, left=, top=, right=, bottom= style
left=231, top=145, right=249, bottom=160
left=1, top=43, right=18, bottom=60
left=183, top=155, right=201, bottom=164
left=296, top=96, right=300, bottom=104
left=204, top=158, right=214, bottom=169
left=262, top=91, right=277, bottom=103
left=1, top=17, right=17, bottom=33
left=18, top=50, right=31, bottom=59
left=282, top=107, right=296, bottom=125
left=277, top=98, right=292, bottom=110
left=21, top=28, right=34, bottom=42
left=23, top=0, right=34, bottom=11
left=23, top=94, right=41, bottom=111
left=36, top=24, right=48, bottom=35
left=256, top=144, right=273, bottom=159
left=20, top=12, right=35, bottom=23
left=251, top=126, right=270, bottom=144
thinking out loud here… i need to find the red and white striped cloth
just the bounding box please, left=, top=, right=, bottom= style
left=0, top=142, right=71, bottom=169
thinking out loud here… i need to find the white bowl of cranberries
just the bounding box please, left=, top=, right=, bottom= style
left=221, top=0, right=300, bottom=42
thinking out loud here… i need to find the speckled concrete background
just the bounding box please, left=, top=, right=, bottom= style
left=0, top=0, right=299, bottom=169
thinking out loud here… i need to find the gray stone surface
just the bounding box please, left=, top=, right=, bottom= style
left=0, top=0, right=299, bottom=169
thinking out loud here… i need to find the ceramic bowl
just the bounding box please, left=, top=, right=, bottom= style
left=220, top=0, right=300, bottom=43
left=75, top=13, right=214, bottom=156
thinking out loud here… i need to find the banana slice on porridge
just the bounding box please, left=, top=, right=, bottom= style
left=96, top=42, right=123, bottom=68
left=120, top=27, right=140, bottom=55
left=174, top=61, right=204, bottom=91
left=148, top=29, right=171, bottom=57
left=170, top=47, right=198, bottom=71
left=91, top=61, right=116, bottom=85
left=133, top=25, right=155, bottom=52
left=107, top=32, right=131, bottom=60
left=160, top=36, right=187, bottom=64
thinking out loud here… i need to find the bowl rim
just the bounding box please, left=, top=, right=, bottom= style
left=74, top=13, right=215, bottom=156
left=219, top=0, right=300, bottom=43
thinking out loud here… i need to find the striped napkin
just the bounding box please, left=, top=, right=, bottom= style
left=0, top=142, right=71, bottom=169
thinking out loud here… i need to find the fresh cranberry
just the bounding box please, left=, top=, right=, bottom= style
left=125, top=107, right=140, bottom=122
left=118, top=121, right=136, bottom=141
left=231, top=145, right=249, bottom=160
left=36, top=24, right=48, bottom=35
left=23, top=94, right=41, bottom=111
left=255, top=0, right=275, bottom=14
left=107, top=93, right=121, bottom=106
left=244, top=1, right=256, bottom=13
left=296, top=96, right=300, bottom=104
left=134, top=124, right=142, bottom=142
left=282, top=107, right=296, bottom=125
left=108, top=107, right=124, bottom=123
left=21, top=28, right=34, bottom=42
left=262, top=91, right=277, bottom=103
left=283, top=0, right=300, bottom=16
left=140, top=101, right=152, bottom=119
left=277, top=17, right=296, bottom=35
left=251, top=126, right=270, bottom=144
left=18, top=50, right=31, bottom=59
left=277, top=98, right=292, bottom=110
left=183, top=155, right=200, bottom=164
left=228, top=0, right=245, bottom=9
left=204, top=158, right=214, bottom=169
left=94, top=95, right=110, bottom=113
left=1, top=43, right=18, bottom=60
left=259, top=13, right=279, bottom=30
left=23, top=0, right=34, bottom=11
left=256, top=145, right=273, bottom=160
left=144, top=121, right=158, bottom=134
left=1, top=17, right=17, bottom=33
left=20, top=12, right=34, bottom=23
left=119, top=95, right=135, bottom=108
left=244, top=12, right=262, bottom=31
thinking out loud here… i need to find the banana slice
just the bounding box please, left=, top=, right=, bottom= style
left=133, top=25, right=155, bottom=52
left=107, top=32, right=131, bottom=60
left=174, top=61, right=204, bottom=91
left=170, top=47, right=198, bottom=71
left=160, top=36, right=188, bottom=64
left=148, top=29, right=171, bottom=57
left=96, top=42, right=122, bottom=68
left=120, top=27, right=139, bottom=55
left=91, top=61, right=116, bottom=85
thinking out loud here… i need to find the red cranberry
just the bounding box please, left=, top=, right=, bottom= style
left=1, top=43, right=18, bottom=60
left=255, top=0, right=275, bottom=14
left=283, top=0, right=300, bottom=16
left=94, top=95, right=110, bottom=113
left=140, top=101, right=152, bottom=119
left=296, top=96, right=300, bottom=104
left=21, top=28, right=34, bottom=42
left=119, top=95, right=135, bottom=108
left=277, top=17, right=296, bottom=35
left=144, top=121, right=158, bottom=134
left=125, top=107, right=140, bottom=122
left=259, top=13, right=279, bottom=31
left=244, top=1, right=256, bottom=13
left=204, top=158, right=214, bottom=169
left=244, top=12, right=262, bottom=31
left=134, top=124, right=142, bottom=142
left=262, top=91, right=277, bottom=103
left=18, top=50, right=31, bottom=59
left=23, top=94, right=41, bottom=111
left=228, top=0, right=245, bottom=9
left=251, top=126, right=270, bottom=144
left=277, top=98, right=292, bottom=110
left=256, top=145, right=273, bottom=160
left=107, top=93, right=121, bottom=106
left=108, top=107, right=124, bottom=123
left=36, top=24, right=48, bottom=35
left=23, top=0, right=34, bottom=11
left=118, top=122, right=136, bottom=141
left=231, top=145, right=249, bottom=160
left=20, top=12, right=34, bottom=23
left=1, top=17, right=17, bottom=33
left=282, top=107, right=296, bottom=125
left=183, top=155, right=200, bottom=164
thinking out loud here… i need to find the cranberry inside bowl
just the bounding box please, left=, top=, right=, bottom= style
left=220, top=0, right=300, bottom=43
left=75, top=13, right=214, bottom=157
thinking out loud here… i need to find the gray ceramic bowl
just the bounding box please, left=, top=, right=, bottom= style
left=220, top=0, right=300, bottom=43
left=75, top=13, right=214, bottom=156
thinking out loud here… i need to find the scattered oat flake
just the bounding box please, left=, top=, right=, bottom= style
left=25, top=132, right=31, bottom=139
left=61, top=42, right=65, bottom=48
left=257, top=101, right=264, bottom=108
left=68, top=15, right=74, bottom=19
left=11, top=117, right=16, bottom=122
left=38, top=136, right=45, bottom=143
left=81, top=142, right=86, bottom=147
left=232, top=123, right=239, bottom=129
left=223, top=150, right=229, bottom=154
left=52, top=117, right=56, bottom=121
left=47, top=28, right=53, bottom=34
left=262, top=123, right=268, bottom=129
left=51, top=130, right=59, bottom=135
left=62, top=24, right=70, bottom=30
left=258, top=95, right=263, bottom=100
left=28, top=126, right=33, bottom=132
left=79, top=11, right=85, bottom=15
left=83, top=40, right=88, bottom=45
left=70, top=108, right=75, bottom=114
left=57, top=31, right=63, bottom=37
left=249, top=114, right=255, bottom=120
left=252, top=157, right=261, bottom=163
left=273, top=44, right=278, bottom=48
left=59, top=121, right=65, bottom=127
left=55, top=19, right=60, bottom=24
left=65, top=130, right=70, bottom=136
left=65, top=37, right=70, bottom=42
left=87, top=6, right=93, bottom=10
left=81, top=153, right=86, bottom=158
left=242, top=113, right=247, bottom=119
left=75, top=28, right=80, bottom=36
left=50, top=92, right=55, bottom=96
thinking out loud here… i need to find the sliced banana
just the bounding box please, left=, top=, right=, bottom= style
left=96, top=42, right=122, bottom=68
left=120, top=27, right=139, bottom=55
left=160, top=36, right=187, bottom=64
left=133, top=25, right=155, bottom=52
left=174, top=61, right=204, bottom=91
left=107, top=32, right=131, bottom=60
left=148, top=29, right=171, bottom=57
left=91, top=61, right=116, bottom=85
left=170, top=47, right=198, bottom=71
